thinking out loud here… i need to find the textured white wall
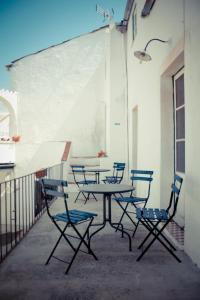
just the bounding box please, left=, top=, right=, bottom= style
left=100, top=24, right=128, bottom=180
left=10, top=28, right=107, bottom=173
left=0, top=90, right=17, bottom=167
left=184, top=0, right=200, bottom=267
left=126, top=0, right=184, bottom=208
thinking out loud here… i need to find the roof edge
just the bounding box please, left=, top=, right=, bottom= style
left=6, top=24, right=109, bottom=70
left=124, top=0, right=135, bottom=22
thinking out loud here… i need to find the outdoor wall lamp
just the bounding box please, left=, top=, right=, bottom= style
left=134, top=38, right=168, bottom=62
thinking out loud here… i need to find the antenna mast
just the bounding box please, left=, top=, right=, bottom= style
left=96, top=4, right=114, bottom=23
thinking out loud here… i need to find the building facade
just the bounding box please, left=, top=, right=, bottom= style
left=7, top=0, right=200, bottom=267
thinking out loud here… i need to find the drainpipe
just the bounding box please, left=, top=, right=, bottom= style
left=124, top=33, right=130, bottom=181
left=116, top=20, right=130, bottom=182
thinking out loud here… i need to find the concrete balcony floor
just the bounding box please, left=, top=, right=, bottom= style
left=0, top=190, right=200, bottom=300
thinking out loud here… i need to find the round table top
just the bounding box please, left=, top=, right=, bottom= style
left=80, top=184, right=134, bottom=194
left=85, top=168, right=110, bottom=173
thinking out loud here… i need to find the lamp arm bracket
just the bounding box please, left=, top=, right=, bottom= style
left=144, top=38, right=168, bottom=51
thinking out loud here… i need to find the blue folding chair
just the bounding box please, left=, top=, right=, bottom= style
left=136, top=174, right=183, bottom=262
left=41, top=178, right=98, bottom=274
left=71, top=165, right=97, bottom=204
left=113, top=170, right=153, bottom=237
left=102, top=162, right=125, bottom=184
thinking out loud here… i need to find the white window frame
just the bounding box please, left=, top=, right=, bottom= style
left=174, top=68, right=185, bottom=174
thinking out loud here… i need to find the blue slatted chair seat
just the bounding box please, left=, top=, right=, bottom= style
left=53, top=209, right=97, bottom=224
left=78, top=180, right=96, bottom=185
left=102, top=176, right=121, bottom=183
left=136, top=208, right=169, bottom=221
left=114, top=196, right=147, bottom=203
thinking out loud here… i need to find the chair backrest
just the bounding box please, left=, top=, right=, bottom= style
left=113, top=162, right=126, bottom=183
left=130, top=170, right=153, bottom=200
left=71, top=165, right=86, bottom=186
left=40, top=178, right=68, bottom=219
left=167, top=174, right=183, bottom=217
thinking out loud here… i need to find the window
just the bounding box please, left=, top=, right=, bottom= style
left=132, top=5, right=137, bottom=41
left=174, top=70, right=185, bottom=173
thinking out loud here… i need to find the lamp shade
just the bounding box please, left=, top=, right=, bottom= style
left=134, top=50, right=152, bottom=62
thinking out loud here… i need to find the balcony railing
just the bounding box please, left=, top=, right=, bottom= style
left=0, top=162, right=64, bottom=263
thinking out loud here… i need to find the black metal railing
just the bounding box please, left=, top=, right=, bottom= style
left=0, top=162, right=64, bottom=263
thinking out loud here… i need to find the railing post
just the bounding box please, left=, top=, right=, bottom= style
left=14, top=179, right=17, bottom=245
left=60, top=161, right=64, bottom=180
left=0, top=162, right=66, bottom=264
left=0, top=184, right=2, bottom=262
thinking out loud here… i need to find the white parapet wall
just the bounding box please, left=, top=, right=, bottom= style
left=8, top=25, right=128, bottom=178
left=0, top=89, right=18, bottom=167
left=9, top=28, right=108, bottom=162
left=0, top=142, right=15, bottom=163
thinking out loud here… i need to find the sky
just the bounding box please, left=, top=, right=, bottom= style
left=0, top=0, right=127, bottom=90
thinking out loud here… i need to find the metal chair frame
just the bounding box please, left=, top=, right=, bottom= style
left=136, top=174, right=183, bottom=262
left=102, top=162, right=125, bottom=184
left=114, top=170, right=153, bottom=237
left=41, top=178, right=98, bottom=274
left=71, top=165, right=97, bottom=204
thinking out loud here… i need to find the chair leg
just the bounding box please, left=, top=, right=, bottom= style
left=84, top=193, right=90, bottom=204
left=84, top=193, right=98, bottom=204
left=115, top=202, right=129, bottom=231
left=132, top=220, right=140, bottom=238
left=92, top=193, right=98, bottom=202
left=75, top=191, right=88, bottom=203
left=65, top=219, right=98, bottom=274
left=115, top=202, right=137, bottom=232
left=45, top=222, right=75, bottom=265
left=74, top=191, right=81, bottom=203
left=137, top=220, right=181, bottom=262
left=138, top=220, right=176, bottom=251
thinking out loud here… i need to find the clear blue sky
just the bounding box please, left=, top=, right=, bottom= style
left=0, top=0, right=127, bottom=90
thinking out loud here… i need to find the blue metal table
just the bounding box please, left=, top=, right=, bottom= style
left=80, top=184, right=134, bottom=251
left=85, top=168, right=110, bottom=184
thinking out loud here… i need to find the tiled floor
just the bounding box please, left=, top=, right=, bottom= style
left=166, top=221, right=184, bottom=246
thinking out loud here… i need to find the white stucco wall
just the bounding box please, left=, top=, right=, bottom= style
left=100, top=24, right=128, bottom=180
left=0, top=90, right=17, bottom=168
left=125, top=0, right=200, bottom=267
left=126, top=0, right=184, bottom=207
left=8, top=25, right=128, bottom=177
left=9, top=28, right=108, bottom=174
left=184, top=0, right=200, bottom=267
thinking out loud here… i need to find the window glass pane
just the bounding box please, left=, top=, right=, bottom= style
left=176, top=141, right=185, bottom=173
left=176, top=107, right=185, bottom=139
left=176, top=74, right=184, bottom=107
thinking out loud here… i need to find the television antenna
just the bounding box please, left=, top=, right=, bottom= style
left=96, top=4, right=114, bottom=23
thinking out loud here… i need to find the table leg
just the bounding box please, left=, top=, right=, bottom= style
left=88, top=195, right=107, bottom=249
left=88, top=193, right=132, bottom=252
left=107, top=194, right=132, bottom=251
left=96, top=172, right=100, bottom=184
